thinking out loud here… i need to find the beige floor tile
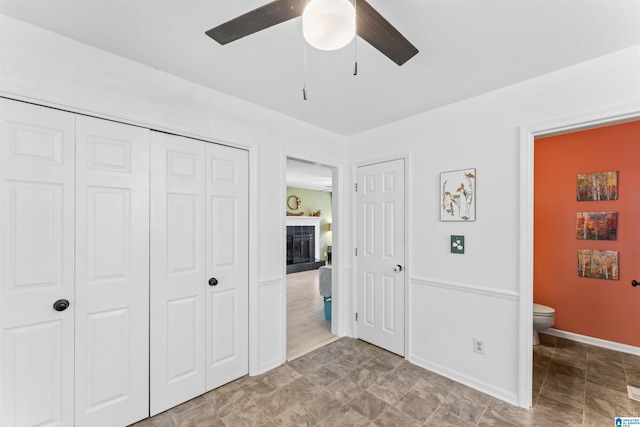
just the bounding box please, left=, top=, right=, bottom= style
left=424, top=408, right=476, bottom=427
left=477, top=398, right=532, bottom=427
left=535, top=393, right=584, bottom=425
left=347, top=390, right=390, bottom=420
left=220, top=401, right=264, bottom=427
left=315, top=404, right=371, bottom=427
left=531, top=408, right=581, bottom=427
left=366, top=379, right=409, bottom=406
left=135, top=329, right=637, bottom=427
left=255, top=388, right=298, bottom=419
left=299, top=388, right=343, bottom=421
left=409, top=374, right=453, bottom=404
left=323, top=376, right=364, bottom=402
left=372, top=406, right=423, bottom=427
left=584, top=381, right=632, bottom=418
left=281, top=376, right=325, bottom=401
left=587, top=369, right=629, bottom=394
left=269, top=401, right=318, bottom=427
left=393, top=391, right=440, bottom=423
left=440, top=391, right=490, bottom=424
left=170, top=401, right=218, bottom=427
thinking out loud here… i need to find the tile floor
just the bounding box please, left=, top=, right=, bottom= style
left=532, top=333, right=640, bottom=426
left=132, top=334, right=640, bottom=426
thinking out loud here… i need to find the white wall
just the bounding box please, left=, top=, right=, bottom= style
left=346, top=45, right=640, bottom=405
left=0, top=14, right=347, bottom=376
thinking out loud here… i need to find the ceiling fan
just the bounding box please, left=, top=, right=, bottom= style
left=205, top=0, right=418, bottom=66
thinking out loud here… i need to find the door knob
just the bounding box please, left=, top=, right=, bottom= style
left=393, top=265, right=403, bottom=272
left=53, top=299, right=70, bottom=312
left=208, top=277, right=219, bottom=286
left=633, top=280, right=639, bottom=287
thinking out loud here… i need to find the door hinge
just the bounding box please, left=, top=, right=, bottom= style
left=355, top=183, right=358, bottom=192
left=355, top=312, right=359, bottom=321
left=355, top=248, right=358, bottom=257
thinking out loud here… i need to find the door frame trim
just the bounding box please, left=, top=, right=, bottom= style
left=517, top=103, right=640, bottom=408
left=352, top=151, right=411, bottom=357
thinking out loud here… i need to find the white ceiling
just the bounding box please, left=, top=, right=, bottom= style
left=0, top=0, right=639, bottom=136
left=286, top=158, right=333, bottom=191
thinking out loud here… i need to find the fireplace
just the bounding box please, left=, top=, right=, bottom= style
left=287, top=226, right=315, bottom=265
left=285, top=216, right=325, bottom=273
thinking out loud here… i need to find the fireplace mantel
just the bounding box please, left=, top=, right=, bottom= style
left=286, top=216, right=325, bottom=227
left=286, top=216, right=325, bottom=262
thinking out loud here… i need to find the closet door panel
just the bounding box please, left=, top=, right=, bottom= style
left=0, top=99, right=75, bottom=427
left=75, top=116, right=150, bottom=427
left=205, top=144, right=249, bottom=391
left=150, top=132, right=206, bottom=415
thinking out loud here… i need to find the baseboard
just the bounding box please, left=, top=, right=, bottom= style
left=542, top=328, right=640, bottom=356
left=408, top=353, right=519, bottom=407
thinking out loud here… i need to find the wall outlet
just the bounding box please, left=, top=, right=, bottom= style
left=473, top=338, right=485, bottom=355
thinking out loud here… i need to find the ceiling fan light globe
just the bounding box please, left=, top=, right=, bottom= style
left=302, top=0, right=356, bottom=51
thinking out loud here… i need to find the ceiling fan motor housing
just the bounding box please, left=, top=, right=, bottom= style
left=302, top=0, right=356, bottom=50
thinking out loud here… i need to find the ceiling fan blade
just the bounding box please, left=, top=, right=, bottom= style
left=206, top=0, right=306, bottom=45
left=356, top=0, right=418, bottom=66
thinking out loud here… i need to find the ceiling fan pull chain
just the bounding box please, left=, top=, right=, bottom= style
left=353, top=0, right=358, bottom=76
left=303, top=41, right=308, bottom=100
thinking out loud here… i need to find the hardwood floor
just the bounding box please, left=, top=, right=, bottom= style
left=286, top=269, right=338, bottom=361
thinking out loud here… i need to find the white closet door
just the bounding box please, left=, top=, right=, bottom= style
left=205, top=143, right=249, bottom=390
left=75, top=116, right=150, bottom=426
left=150, top=132, right=206, bottom=415
left=0, top=99, right=76, bottom=426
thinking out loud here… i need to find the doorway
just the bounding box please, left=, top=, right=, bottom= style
left=531, top=120, right=640, bottom=409
left=518, top=107, right=640, bottom=408
left=285, top=158, right=339, bottom=360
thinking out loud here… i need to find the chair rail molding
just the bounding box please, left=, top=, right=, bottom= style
left=410, top=277, right=519, bottom=301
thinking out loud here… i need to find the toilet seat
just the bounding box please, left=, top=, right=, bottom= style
left=533, top=303, right=555, bottom=317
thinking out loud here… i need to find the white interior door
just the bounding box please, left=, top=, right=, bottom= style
left=205, top=143, right=249, bottom=391
left=356, top=159, right=405, bottom=356
left=150, top=132, right=206, bottom=415
left=0, top=99, right=76, bottom=426
left=74, top=116, right=150, bottom=426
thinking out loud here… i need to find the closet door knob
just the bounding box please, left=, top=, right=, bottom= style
left=208, top=278, right=219, bottom=286
left=53, top=299, right=70, bottom=312
left=632, top=280, right=639, bottom=287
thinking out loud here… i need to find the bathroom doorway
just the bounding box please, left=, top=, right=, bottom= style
left=520, top=108, right=640, bottom=408
left=285, top=158, right=339, bottom=360
left=533, top=122, right=640, bottom=345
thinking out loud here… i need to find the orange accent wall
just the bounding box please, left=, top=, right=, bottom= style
left=534, top=120, right=640, bottom=347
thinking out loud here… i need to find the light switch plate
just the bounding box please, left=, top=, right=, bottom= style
left=451, top=235, right=465, bottom=254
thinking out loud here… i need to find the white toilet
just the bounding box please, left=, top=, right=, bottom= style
left=533, top=303, right=555, bottom=345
